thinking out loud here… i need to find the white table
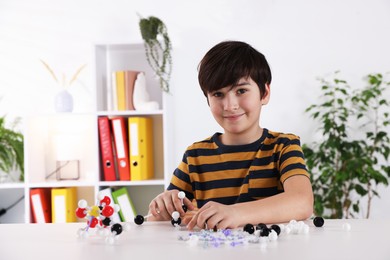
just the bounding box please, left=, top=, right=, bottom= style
left=0, top=219, right=389, bottom=260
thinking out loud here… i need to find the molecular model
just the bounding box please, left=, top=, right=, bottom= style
left=75, top=192, right=128, bottom=244
left=179, top=218, right=330, bottom=249
left=134, top=191, right=187, bottom=226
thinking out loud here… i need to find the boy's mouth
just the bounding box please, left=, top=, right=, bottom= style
left=223, top=113, right=244, bottom=120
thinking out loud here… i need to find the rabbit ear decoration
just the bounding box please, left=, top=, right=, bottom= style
left=133, top=72, right=159, bottom=111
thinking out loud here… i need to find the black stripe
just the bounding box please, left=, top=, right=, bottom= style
left=193, top=178, right=247, bottom=191
left=262, top=136, right=300, bottom=151
left=195, top=187, right=281, bottom=207
left=280, top=150, right=304, bottom=165
left=281, top=163, right=307, bottom=175
left=189, top=160, right=253, bottom=173
left=167, top=183, right=194, bottom=201
left=248, top=187, right=281, bottom=197
left=249, top=169, right=279, bottom=178
left=252, top=153, right=280, bottom=166
left=196, top=196, right=247, bottom=207
left=172, top=168, right=191, bottom=183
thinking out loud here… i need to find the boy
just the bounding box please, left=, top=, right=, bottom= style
left=148, top=41, right=313, bottom=230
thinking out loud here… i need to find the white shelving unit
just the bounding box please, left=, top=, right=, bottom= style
left=0, top=42, right=173, bottom=224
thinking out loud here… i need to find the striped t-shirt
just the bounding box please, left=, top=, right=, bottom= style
left=167, top=129, right=310, bottom=208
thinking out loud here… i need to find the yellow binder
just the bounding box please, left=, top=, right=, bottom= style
left=115, top=71, right=126, bottom=111
left=51, top=187, right=77, bottom=223
left=128, top=117, right=154, bottom=180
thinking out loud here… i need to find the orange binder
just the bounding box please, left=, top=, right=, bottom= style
left=51, top=187, right=77, bottom=223
left=115, top=71, right=126, bottom=111
left=111, top=117, right=130, bottom=180
left=128, top=117, right=154, bottom=180
left=30, top=188, right=51, bottom=223
left=124, top=71, right=139, bottom=110
left=98, top=116, right=117, bottom=181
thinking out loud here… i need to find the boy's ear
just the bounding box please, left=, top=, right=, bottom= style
left=261, top=84, right=271, bottom=105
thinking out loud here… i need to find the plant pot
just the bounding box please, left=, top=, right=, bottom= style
left=55, top=90, right=73, bottom=112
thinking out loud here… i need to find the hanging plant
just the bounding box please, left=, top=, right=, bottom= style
left=139, top=16, right=172, bottom=93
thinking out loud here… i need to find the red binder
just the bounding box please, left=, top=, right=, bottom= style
left=30, top=188, right=51, bottom=223
left=98, top=116, right=117, bottom=181
left=111, top=117, right=130, bottom=180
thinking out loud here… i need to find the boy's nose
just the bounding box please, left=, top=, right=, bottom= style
left=223, top=94, right=239, bottom=111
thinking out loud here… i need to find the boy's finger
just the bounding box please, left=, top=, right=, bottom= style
left=184, top=198, right=195, bottom=210
left=186, top=214, right=197, bottom=230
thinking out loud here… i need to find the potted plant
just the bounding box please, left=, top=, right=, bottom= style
left=0, top=116, right=24, bottom=182
left=302, top=72, right=390, bottom=218
left=139, top=15, right=172, bottom=93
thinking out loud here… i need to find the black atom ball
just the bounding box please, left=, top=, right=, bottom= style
left=171, top=217, right=181, bottom=226
left=182, top=205, right=188, bottom=213
left=313, top=216, right=325, bottom=227
left=134, top=215, right=145, bottom=225
left=256, top=223, right=268, bottom=230
left=102, top=217, right=112, bottom=226
left=111, top=223, right=123, bottom=235
left=259, top=228, right=270, bottom=237
left=270, top=224, right=281, bottom=235
left=243, top=223, right=255, bottom=234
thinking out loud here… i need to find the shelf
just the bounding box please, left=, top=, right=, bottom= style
left=27, top=181, right=97, bottom=189
left=97, top=110, right=164, bottom=117
left=99, top=179, right=165, bottom=187
left=0, top=183, right=25, bottom=189
left=1, top=42, right=172, bottom=224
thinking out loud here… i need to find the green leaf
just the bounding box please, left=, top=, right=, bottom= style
left=354, top=184, right=368, bottom=196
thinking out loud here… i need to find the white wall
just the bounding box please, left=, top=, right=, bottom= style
left=1, top=0, right=389, bottom=218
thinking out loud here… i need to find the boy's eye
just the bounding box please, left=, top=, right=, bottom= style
left=212, top=92, right=223, bottom=97
left=237, top=88, right=247, bottom=94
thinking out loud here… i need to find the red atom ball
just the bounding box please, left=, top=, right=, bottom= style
left=101, top=205, right=114, bottom=217
left=88, top=217, right=99, bottom=228
left=100, top=196, right=111, bottom=206
left=76, top=208, right=87, bottom=218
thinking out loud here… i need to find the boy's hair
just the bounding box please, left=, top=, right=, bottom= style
left=198, top=41, right=272, bottom=99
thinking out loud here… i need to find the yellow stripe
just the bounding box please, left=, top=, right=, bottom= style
left=191, top=169, right=248, bottom=182
left=188, top=151, right=257, bottom=165
left=248, top=177, right=278, bottom=188
left=177, top=161, right=188, bottom=172
left=195, top=186, right=244, bottom=200
left=250, top=162, right=278, bottom=171
left=280, top=156, right=305, bottom=170
left=170, top=175, right=192, bottom=192
left=189, top=140, right=215, bottom=150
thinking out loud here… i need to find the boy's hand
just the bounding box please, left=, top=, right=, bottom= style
left=186, top=201, right=240, bottom=230
left=148, top=190, right=194, bottom=221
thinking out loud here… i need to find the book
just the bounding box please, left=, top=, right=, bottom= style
left=114, top=71, right=126, bottom=111
left=30, top=188, right=51, bottom=223
left=51, top=187, right=77, bottom=223
left=98, top=116, right=117, bottom=181
left=98, top=187, right=121, bottom=223
left=111, top=117, right=130, bottom=181
left=111, top=187, right=136, bottom=222
left=128, top=117, right=154, bottom=180
left=110, top=71, right=118, bottom=111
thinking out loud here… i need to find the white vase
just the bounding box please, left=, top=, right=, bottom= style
left=55, top=89, right=73, bottom=112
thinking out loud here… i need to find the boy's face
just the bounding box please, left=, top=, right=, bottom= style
left=207, top=77, right=270, bottom=141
